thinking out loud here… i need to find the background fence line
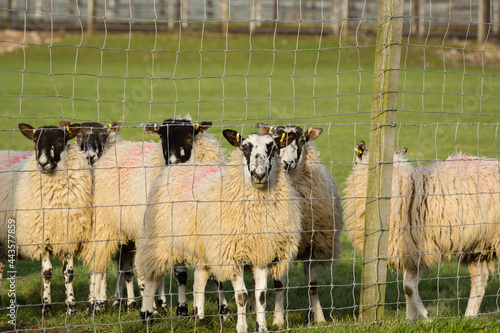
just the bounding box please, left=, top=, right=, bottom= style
left=1, top=0, right=500, bottom=41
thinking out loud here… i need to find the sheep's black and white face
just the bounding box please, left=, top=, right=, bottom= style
left=19, top=123, right=80, bottom=173
left=257, top=123, right=323, bottom=171
left=142, top=119, right=212, bottom=165
left=71, top=121, right=123, bottom=165
left=354, top=141, right=408, bottom=164
left=223, top=130, right=297, bottom=189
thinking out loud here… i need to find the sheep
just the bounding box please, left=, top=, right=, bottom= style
left=0, top=123, right=93, bottom=316
left=82, top=116, right=222, bottom=314
left=71, top=121, right=124, bottom=165
left=0, top=121, right=122, bottom=308
left=343, top=141, right=500, bottom=319
left=135, top=130, right=303, bottom=333
left=257, top=123, right=343, bottom=327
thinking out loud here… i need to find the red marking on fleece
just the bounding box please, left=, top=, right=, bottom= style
left=119, top=141, right=157, bottom=185
left=0, top=151, right=33, bottom=171
left=446, top=153, right=476, bottom=161
left=181, top=166, right=226, bottom=199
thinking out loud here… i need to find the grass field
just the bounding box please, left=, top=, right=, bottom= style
left=1, top=30, right=500, bottom=332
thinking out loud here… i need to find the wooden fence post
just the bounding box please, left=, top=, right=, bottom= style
left=87, top=0, right=95, bottom=33
left=359, top=0, right=403, bottom=323
left=478, top=0, right=492, bottom=43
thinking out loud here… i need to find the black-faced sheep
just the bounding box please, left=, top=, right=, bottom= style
left=135, top=130, right=302, bottom=333
left=0, top=121, right=121, bottom=312
left=257, top=123, right=343, bottom=327
left=344, top=141, right=500, bottom=319
left=82, top=116, right=222, bottom=314
left=0, top=123, right=93, bottom=316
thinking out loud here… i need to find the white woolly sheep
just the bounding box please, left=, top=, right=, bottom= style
left=0, top=121, right=122, bottom=306
left=257, top=123, right=343, bottom=327
left=82, top=116, right=223, bottom=314
left=344, top=141, right=500, bottom=319
left=135, top=130, right=303, bottom=333
left=0, top=123, right=93, bottom=316
left=0, top=121, right=122, bottom=310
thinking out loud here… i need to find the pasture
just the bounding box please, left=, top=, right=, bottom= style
left=1, top=31, right=500, bottom=332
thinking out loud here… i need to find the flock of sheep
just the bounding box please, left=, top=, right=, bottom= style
left=0, top=115, right=498, bottom=332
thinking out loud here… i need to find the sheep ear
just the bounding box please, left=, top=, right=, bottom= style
left=355, top=141, right=366, bottom=160
left=141, top=122, right=161, bottom=136
left=395, top=147, right=408, bottom=157
left=195, top=121, right=212, bottom=135
left=65, top=123, right=81, bottom=141
left=107, top=121, right=124, bottom=136
left=256, top=122, right=272, bottom=135
left=305, top=127, right=323, bottom=142
left=223, top=129, right=242, bottom=147
left=276, top=132, right=297, bottom=149
left=19, top=123, right=36, bottom=141
left=59, top=120, right=72, bottom=128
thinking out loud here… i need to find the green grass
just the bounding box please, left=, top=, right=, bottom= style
left=1, top=31, right=500, bottom=332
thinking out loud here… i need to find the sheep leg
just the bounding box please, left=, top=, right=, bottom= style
left=253, top=266, right=268, bottom=332
left=98, top=271, right=108, bottom=311
left=41, top=252, right=52, bottom=316
left=88, top=272, right=106, bottom=314
left=465, top=260, right=489, bottom=317
left=88, top=272, right=97, bottom=313
left=174, top=264, right=188, bottom=316
left=272, top=276, right=286, bottom=329
left=304, top=260, right=325, bottom=323
left=62, top=254, right=77, bottom=315
left=140, top=275, right=161, bottom=324
left=113, top=262, right=125, bottom=308
left=231, top=271, right=248, bottom=333
left=113, top=244, right=136, bottom=311
left=136, top=273, right=159, bottom=314
left=156, top=276, right=167, bottom=310
left=212, top=277, right=230, bottom=320
left=403, top=268, right=428, bottom=319
left=193, top=267, right=210, bottom=319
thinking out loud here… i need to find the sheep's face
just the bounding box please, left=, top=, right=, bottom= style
left=257, top=123, right=323, bottom=171
left=354, top=141, right=408, bottom=164
left=223, top=130, right=297, bottom=189
left=142, top=119, right=212, bottom=165
left=70, top=121, right=123, bottom=165
left=19, top=123, right=80, bottom=173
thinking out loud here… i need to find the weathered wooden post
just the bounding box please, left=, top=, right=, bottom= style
left=478, top=0, right=492, bottom=43
left=359, top=0, right=403, bottom=324
left=87, top=0, right=95, bottom=33
left=221, top=0, right=228, bottom=34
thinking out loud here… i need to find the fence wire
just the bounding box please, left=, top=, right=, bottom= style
left=1, top=0, right=500, bottom=332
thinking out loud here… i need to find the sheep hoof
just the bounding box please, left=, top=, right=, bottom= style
left=87, top=302, right=102, bottom=315
left=128, top=301, right=137, bottom=312
left=66, top=303, right=77, bottom=315
left=156, top=299, right=167, bottom=312
left=140, top=310, right=154, bottom=325
left=177, top=303, right=189, bottom=317
left=41, top=304, right=52, bottom=317
left=218, top=304, right=231, bottom=321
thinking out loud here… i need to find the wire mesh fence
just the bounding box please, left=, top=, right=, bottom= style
left=1, top=0, right=500, bottom=332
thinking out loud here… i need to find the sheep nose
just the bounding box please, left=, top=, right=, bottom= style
left=87, top=152, right=97, bottom=165
left=252, top=172, right=266, bottom=182
left=283, top=162, right=291, bottom=170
